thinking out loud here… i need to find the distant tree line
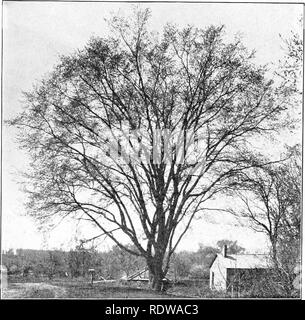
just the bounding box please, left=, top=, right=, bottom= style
left=2, top=239, right=243, bottom=281
left=2, top=245, right=143, bottom=280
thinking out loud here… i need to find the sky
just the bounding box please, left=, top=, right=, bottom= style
left=1, top=1, right=303, bottom=253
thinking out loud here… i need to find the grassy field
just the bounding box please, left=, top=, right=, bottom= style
left=2, top=278, right=214, bottom=299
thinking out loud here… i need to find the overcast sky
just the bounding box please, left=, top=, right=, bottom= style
left=2, top=1, right=303, bottom=253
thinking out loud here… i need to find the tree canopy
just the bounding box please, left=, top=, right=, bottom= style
left=10, top=9, right=292, bottom=290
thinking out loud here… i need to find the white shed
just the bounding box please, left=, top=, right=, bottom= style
left=209, top=246, right=270, bottom=291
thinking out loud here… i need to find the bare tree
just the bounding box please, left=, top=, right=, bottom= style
left=228, top=145, right=301, bottom=295
left=277, top=19, right=303, bottom=97
left=216, top=240, right=245, bottom=254
left=9, top=9, right=289, bottom=290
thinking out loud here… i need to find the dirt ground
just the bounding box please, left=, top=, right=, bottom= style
left=1, top=279, right=198, bottom=299
left=2, top=282, right=67, bottom=299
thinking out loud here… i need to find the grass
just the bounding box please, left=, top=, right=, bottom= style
left=3, top=277, right=297, bottom=299
left=65, top=282, right=172, bottom=299
left=2, top=278, right=199, bottom=299
left=25, top=287, right=56, bottom=298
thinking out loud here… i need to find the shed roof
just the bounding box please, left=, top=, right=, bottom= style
left=211, top=253, right=271, bottom=269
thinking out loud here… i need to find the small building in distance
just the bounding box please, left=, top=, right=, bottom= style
left=209, top=245, right=270, bottom=294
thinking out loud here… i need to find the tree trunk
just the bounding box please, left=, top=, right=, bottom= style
left=148, top=259, right=165, bottom=292
left=150, top=271, right=163, bottom=291
left=270, top=235, right=279, bottom=269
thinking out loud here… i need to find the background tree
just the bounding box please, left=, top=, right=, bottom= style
left=10, top=9, right=290, bottom=290
left=228, top=145, right=301, bottom=296
left=46, top=250, right=67, bottom=279
left=68, top=245, right=98, bottom=278
left=170, top=251, right=194, bottom=280
left=216, top=239, right=245, bottom=254
left=277, top=20, right=303, bottom=96
left=109, top=245, right=146, bottom=278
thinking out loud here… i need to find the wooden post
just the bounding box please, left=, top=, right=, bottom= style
left=88, top=269, right=95, bottom=286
